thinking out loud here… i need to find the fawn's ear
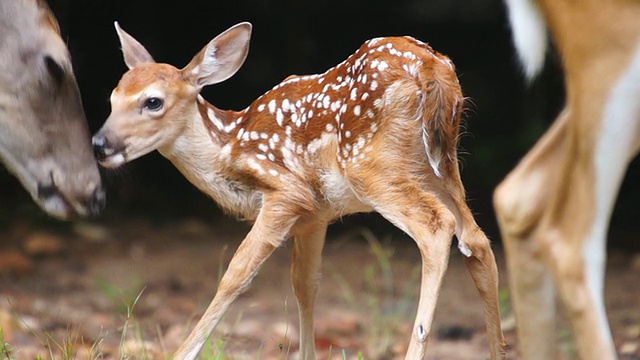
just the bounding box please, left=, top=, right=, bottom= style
left=182, top=22, right=252, bottom=88
left=114, top=21, right=155, bottom=69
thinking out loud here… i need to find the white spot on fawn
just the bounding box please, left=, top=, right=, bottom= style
left=223, top=122, right=236, bottom=133
left=403, top=51, right=417, bottom=60
left=458, top=241, right=473, bottom=257
left=416, top=324, right=427, bottom=342
left=247, top=157, right=265, bottom=175
left=322, top=96, right=331, bottom=109
left=368, top=37, right=383, bottom=46
left=276, top=109, right=284, bottom=126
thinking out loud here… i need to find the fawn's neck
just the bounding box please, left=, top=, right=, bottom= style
left=159, top=97, right=261, bottom=220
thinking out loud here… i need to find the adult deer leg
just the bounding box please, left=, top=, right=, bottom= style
left=290, top=220, right=328, bottom=360
left=494, top=112, right=569, bottom=360
left=537, top=119, right=617, bottom=360
left=544, top=55, right=640, bottom=359
left=497, top=41, right=640, bottom=358
left=496, top=105, right=638, bottom=360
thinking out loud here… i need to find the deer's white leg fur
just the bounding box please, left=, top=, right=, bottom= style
left=569, top=41, right=640, bottom=358
left=494, top=83, right=629, bottom=359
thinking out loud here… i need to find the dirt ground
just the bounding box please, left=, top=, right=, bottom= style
left=1, top=217, right=639, bottom=359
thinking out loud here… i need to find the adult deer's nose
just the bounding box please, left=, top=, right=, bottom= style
left=88, top=185, right=106, bottom=216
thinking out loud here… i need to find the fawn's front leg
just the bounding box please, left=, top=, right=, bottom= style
left=173, top=194, right=301, bottom=360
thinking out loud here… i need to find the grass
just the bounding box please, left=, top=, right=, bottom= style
left=199, top=338, right=227, bottom=360
left=498, top=288, right=512, bottom=318
left=96, top=276, right=145, bottom=316
left=118, top=288, right=150, bottom=359
left=1, top=320, right=103, bottom=360
left=164, top=227, right=406, bottom=359
left=0, top=280, right=148, bottom=360
left=3, top=227, right=410, bottom=359
left=327, top=227, right=421, bottom=359
left=1, top=329, right=14, bottom=360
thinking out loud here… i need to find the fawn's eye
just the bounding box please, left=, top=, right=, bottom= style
left=144, top=97, right=164, bottom=111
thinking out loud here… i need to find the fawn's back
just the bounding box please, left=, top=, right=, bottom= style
left=195, top=36, right=463, bottom=218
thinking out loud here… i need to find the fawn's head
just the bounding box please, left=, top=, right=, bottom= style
left=93, top=22, right=252, bottom=168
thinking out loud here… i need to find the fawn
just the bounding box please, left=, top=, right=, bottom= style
left=93, top=22, right=506, bottom=360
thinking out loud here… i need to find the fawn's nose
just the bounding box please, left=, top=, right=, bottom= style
left=92, top=135, right=109, bottom=162
left=92, top=132, right=127, bottom=169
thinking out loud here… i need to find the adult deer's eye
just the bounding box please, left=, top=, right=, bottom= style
left=44, top=55, right=65, bottom=85
left=144, top=97, right=163, bottom=111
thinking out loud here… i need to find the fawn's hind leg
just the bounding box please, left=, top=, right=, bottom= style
left=290, top=220, right=328, bottom=360
left=357, top=179, right=456, bottom=359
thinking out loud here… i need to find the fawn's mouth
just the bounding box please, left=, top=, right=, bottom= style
left=97, top=151, right=126, bottom=169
